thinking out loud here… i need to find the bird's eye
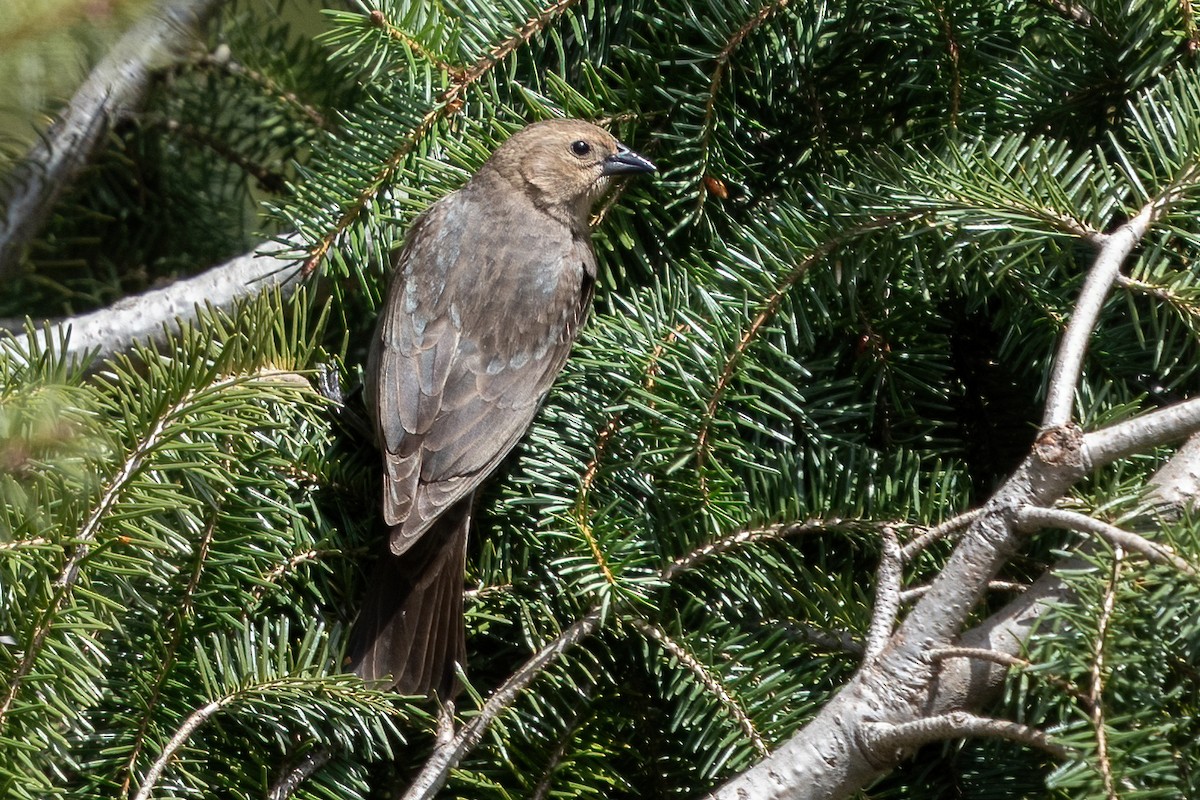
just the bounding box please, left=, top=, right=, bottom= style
left=570, top=140, right=592, bottom=157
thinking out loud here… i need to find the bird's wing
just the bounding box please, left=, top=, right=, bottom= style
left=372, top=194, right=595, bottom=556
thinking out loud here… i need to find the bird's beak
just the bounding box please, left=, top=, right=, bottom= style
left=601, top=143, right=656, bottom=176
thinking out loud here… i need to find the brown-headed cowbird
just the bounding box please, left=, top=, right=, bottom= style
left=349, top=119, right=655, bottom=697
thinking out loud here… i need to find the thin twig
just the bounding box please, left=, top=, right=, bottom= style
left=694, top=0, right=791, bottom=209
left=932, top=646, right=1092, bottom=706
left=268, top=746, right=335, bottom=800
left=900, top=508, right=985, bottom=561
left=778, top=620, right=863, bottom=656
left=663, top=518, right=868, bottom=581
left=133, top=699, right=228, bottom=800
left=631, top=618, right=768, bottom=757
left=398, top=609, right=602, bottom=800
left=862, top=711, right=1073, bottom=761
left=1091, top=547, right=1122, bottom=800
left=900, top=580, right=1026, bottom=604
left=1016, top=506, right=1196, bottom=575
left=930, top=647, right=1029, bottom=669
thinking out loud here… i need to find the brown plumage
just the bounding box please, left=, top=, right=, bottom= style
left=349, top=119, right=655, bottom=696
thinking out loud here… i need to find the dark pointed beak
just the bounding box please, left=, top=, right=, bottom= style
left=601, top=143, right=656, bottom=176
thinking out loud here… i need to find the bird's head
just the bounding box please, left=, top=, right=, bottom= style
left=481, top=118, right=656, bottom=226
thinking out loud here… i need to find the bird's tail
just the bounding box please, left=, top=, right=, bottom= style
left=348, top=496, right=470, bottom=698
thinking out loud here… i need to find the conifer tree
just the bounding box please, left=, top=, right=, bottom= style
left=2, top=0, right=1200, bottom=798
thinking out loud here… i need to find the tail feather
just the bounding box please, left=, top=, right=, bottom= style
left=348, top=496, right=470, bottom=697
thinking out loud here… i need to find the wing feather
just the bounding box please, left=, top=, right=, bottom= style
left=370, top=186, right=595, bottom=556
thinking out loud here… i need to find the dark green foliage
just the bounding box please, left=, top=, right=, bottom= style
left=3, top=0, right=1200, bottom=797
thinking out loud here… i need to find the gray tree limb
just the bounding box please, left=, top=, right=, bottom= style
left=5, top=236, right=302, bottom=367
left=705, top=187, right=1200, bottom=799
left=0, top=0, right=226, bottom=278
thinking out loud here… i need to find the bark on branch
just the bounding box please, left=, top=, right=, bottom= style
left=706, top=187, right=1199, bottom=799
left=0, top=0, right=226, bottom=278
left=5, top=236, right=302, bottom=368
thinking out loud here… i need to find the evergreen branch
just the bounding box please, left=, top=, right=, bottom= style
left=301, top=0, right=585, bottom=277
left=6, top=236, right=303, bottom=368
left=863, top=527, right=902, bottom=663
left=134, top=668, right=388, bottom=800
left=629, top=617, right=769, bottom=757
left=860, top=711, right=1073, bottom=760
left=119, top=504, right=222, bottom=794
left=663, top=518, right=875, bottom=581
left=133, top=697, right=230, bottom=800
left=399, top=608, right=603, bottom=800
left=900, top=508, right=985, bottom=561
left=695, top=0, right=792, bottom=207
left=694, top=217, right=907, bottom=489
left=162, top=117, right=288, bottom=193
left=1044, top=163, right=1200, bottom=427
left=1090, top=547, right=1123, bottom=800
left=1116, top=274, right=1200, bottom=324
left=576, top=324, right=687, bottom=522
left=577, top=518, right=618, bottom=585
left=0, top=370, right=300, bottom=730
left=530, top=697, right=592, bottom=800
left=197, top=49, right=330, bottom=129
left=0, top=0, right=225, bottom=278
left=366, top=10, right=467, bottom=81
left=932, top=0, right=962, bottom=127
left=1015, top=506, right=1197, bottom=575
left=249, top=548, right=339, bottom=608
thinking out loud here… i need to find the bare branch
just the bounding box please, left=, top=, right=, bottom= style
left=1016, top=505, right=1197, bottom=575
left=398, top=609, right=602, bottom=800
left=630, top=618, right=768, bottom=757
left=133, top=699, right=227, bottom=800
left=1084, top=397, right=1200, bottom=471
left=900, top=508, right=984, bottom=561
left=901, top=580, right=1025, bottom=604
left=864, top=527, right=902, bottom=663
left=1145, top=432, right=1200, bottom=516
left=1042, top=203, right=1155, bottom=427
left=0, top=0, right=226, bottom=277
left=862, top=711, right=1073, bottom=761
left=5, top=236, right=302, bottom=368
left=930, top=647, right=1029, bottom=669
left=268, top=746, right=334, bottom=800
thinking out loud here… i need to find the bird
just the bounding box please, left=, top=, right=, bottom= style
left=348, top=118, right=655, bottom=697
